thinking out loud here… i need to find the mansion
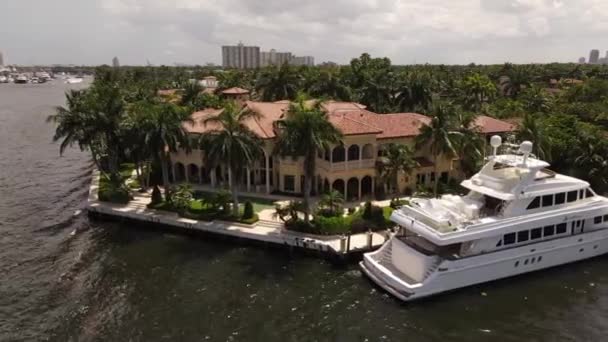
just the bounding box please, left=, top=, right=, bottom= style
left=170, top=89, right=515, bottom=201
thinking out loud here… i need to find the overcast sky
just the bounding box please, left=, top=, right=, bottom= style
left=3, top=0, right=608, bottom=66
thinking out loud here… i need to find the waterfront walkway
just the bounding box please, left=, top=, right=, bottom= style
left=87, top=171, right=391, bottom=256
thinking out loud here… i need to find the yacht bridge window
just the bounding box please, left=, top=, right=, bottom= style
left=527, top=188, right=593, bottom=211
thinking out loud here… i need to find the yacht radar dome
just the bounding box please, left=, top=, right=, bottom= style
left=490, top=135, right=502, bottom=157
left=519, top=141, right=533, bottom=165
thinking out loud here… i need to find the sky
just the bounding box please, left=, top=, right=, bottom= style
left=2, top=0, right=608, bottom=66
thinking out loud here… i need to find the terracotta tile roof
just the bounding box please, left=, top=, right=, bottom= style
left=183, top=108, right=225, bottom=134
left=157, top=89, right=179, bottom=96
left=221, top=87, right=250, bottom=95
left=473, top=115, right=516, bottom=134
left=371, top=113, right=430, bottom=139
left=328, top=111, right=383, bottom=136
left=182, top=101, right=515, bottom=140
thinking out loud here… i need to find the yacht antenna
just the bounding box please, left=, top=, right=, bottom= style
left=519, top=141, right=533, bottom=166
left=490, top=135, right=502, bottom=158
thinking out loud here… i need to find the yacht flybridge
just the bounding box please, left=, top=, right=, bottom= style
left=361, top=136, right=608, bottom=301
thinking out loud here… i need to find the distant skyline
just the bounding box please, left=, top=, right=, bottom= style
left=2, top=0, right=608, bottom=66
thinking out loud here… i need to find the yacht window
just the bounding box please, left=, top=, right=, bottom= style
left=604, top=214, right=608, bottom=222
left=542, top=195, right=554, bottom=207
left=531, top=228, right=542, bottom=240
left=527, top=197, right=540, bottom=210
left=554, top=193, right=565, bottom=205
left=594, top=216, right=602, bottom=224
left=496, top=239, right=502, bottom=247
left=586, top=189, right=594, bottom=198
left=567, top=191, right=577, bottom=202
left=579, top=189, right=584, bottom=199
left=504, top=233, right=516, bottom=245
left=556, top=223, right=567, bottom=234
left=493, top=162, right=511, bottom=170
left=543, top=225, right=555, bottom=237
left=517, top=230, right=529, bottom=243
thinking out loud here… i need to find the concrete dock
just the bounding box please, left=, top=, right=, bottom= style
left=86, top=171, right=388, bottom=258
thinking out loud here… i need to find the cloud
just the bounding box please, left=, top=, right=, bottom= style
left=1, top=0, right=607, bottom=65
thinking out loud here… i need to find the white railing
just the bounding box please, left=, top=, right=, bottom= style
left=317, top=158, right=375, bottom=172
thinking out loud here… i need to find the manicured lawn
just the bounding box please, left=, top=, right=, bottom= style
left=238, top=196, right=275, bottom=212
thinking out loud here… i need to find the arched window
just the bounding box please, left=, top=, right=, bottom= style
left=332, top=145, right=345, bottom=162
left=347, top=145, right=360, bottom=161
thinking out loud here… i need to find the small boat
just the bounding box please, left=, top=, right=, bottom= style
left=361, top=136, right=608, bottom=301
left=38, top=71, right=52, bottom=81
left=30, top=77, right=40, bottom=84
left=14, top=74, right=28, bottom=84
left=0, top=76, right=7, bottom=83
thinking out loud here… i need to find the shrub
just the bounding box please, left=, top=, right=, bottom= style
left=314, top=215, right=351, bottom=235
left=171, top=184, right=194, bottom=213
left=243, top=201, right=254, bottom=219
left=151, top=185, right=163, bottom=205
left=285, top=220, right=320, bottom=234
left=316, top=208, right=341, bottom=218
left=98, top=177, right=130, bottom=204
left=237, top=214, right=259, bottom=225
left=347, top=207, right=356, bottom=215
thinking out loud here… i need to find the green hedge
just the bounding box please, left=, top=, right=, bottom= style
left=284, top=205, right=395, bottom=235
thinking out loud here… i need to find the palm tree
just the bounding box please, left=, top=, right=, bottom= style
left=520, top=85, right=553, bottom=113
left=273, top=201, right=304, bottom=224
left=395, top=71, right=434, bottom=112
left=180, top=81, right=203, bottom=107
left=517, top=113, right=551, bottom=161
left=454, top=111, right=484, bottom=177
left=274, top=97, right=343, bottom=223
left=376, top=143, right=419, bottom=198
left=308, top=69, right=352, bottom=101
left=200, top=101, right=263, bottom=217
left=256, top=63, right=302, bottom=101
left=574, top=130, right=608, bottom=190
left=317, top=190, right=345, bottom=215
left=48, top=84, right=125, bottom=182
left=130, top=100, right=192, bottom=200
left=459, top=73, right=496, bottom=112
left=499, top=65, right=533, bottom=97
left=416, top=102, right=461, bottom=197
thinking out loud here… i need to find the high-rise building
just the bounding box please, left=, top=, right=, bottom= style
left=112, top=56, right=120, bottom=67
left=289, top=55, right=315, bottom=66
left=589, top=49, right=600, bottom=64
left=578, top=57, right=586, bottom=64
left=221, top=42, right=260, bottom=69
left=260, top=49, right=293, bottom=67
left=0, top=51, right=4, bottom=66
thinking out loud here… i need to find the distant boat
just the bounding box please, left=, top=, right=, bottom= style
left=0, top=76, right=7, bottom=83
left=65, top=77, right=83, bottom=84
left=14, top=75, right=28, bottom=84
left=30, top=77, right=40, bottom=84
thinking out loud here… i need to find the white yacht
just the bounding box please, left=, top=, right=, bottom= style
left=361, top=136, right=608, bottom=301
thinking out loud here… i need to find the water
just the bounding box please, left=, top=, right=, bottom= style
left=1, top=81, right=608, bottom=342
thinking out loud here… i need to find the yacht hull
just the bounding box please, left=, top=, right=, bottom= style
left=361, top=229, right=608, bottom=302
